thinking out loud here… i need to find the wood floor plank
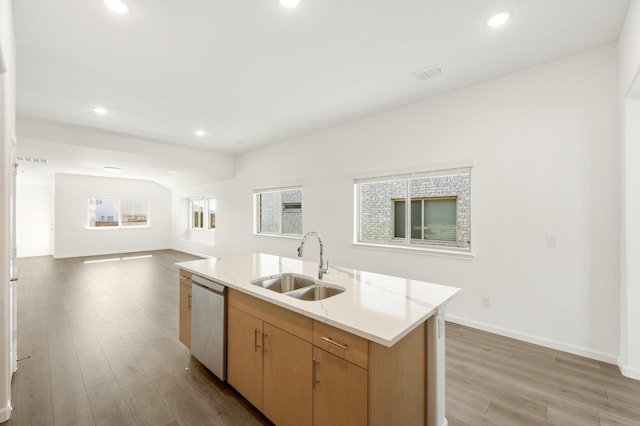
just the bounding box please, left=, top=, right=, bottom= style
left=86, top=380, right=136, bottom=426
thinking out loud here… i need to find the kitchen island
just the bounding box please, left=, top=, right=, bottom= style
left=177, top=253, right=460, bottom=426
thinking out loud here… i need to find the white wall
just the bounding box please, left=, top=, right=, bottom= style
left=619, top=0, right=640, bottom=379
left=173, top=44, right=621, bottom=363
left=0, top=0, right=14, bottom=420
left=170, top=189, right=218, bottom=257
left=55, top=174, right=171, bottom=258
left=620, top=1, right=640, bottom=96
left=16, top=181, right=53, bottom=257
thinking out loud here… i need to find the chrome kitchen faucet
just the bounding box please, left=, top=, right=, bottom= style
left=297, top=231, right=329, bottom=279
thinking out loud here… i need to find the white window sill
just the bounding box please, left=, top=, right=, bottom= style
left=190, top=228, right=216, bottom=232
left=352, top=242, right=474, bottom=260
left=86, top=226, right=150, bottom=230
left=253, top=233, right=302, bottom=241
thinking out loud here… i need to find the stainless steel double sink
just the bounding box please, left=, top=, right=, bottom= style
left=251, top=273, right=344, bottom=301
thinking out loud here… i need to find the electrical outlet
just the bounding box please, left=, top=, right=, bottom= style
left=546, top=234, right=557, bottom=247
left=480, top=296, right=491, bottom=309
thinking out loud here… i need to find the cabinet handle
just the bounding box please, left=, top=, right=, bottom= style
left=321, top=336, right=348, bottom=350
left=263, top=333, right=268, bottom=352
left=312, top=358, right=319, bottom=389
left=254, top=329, right=262, bottom=352
left=188, top=294, right=192, bottom=309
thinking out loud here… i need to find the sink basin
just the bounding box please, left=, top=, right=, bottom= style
left=285, top=285, right=345, bottom=301
left=251, top=273, right=345, bottom=301
left=251, top=273, right=315, bottom=293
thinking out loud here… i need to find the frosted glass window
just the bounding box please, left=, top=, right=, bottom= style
left=121, top=199, right=149, bottom=227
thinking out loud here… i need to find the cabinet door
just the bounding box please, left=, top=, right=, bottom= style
left=227, top=306, right=264, bottom=411
left=313, top=347, right=368, bottom=426
left=263, top=323, right=312, bottom=426
left=179, top=282, right=191, bottom=348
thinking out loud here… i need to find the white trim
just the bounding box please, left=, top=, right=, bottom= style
left=252, top=184, right=303, bottom=194
left=352, top=242, right=474, bottom=260
left=353, top=160, right=474, bottom=183
left=52, top=247, right=170, bottom=259
left=618, top=360, right=640, bottom=380
left=253, top=232, right=302, bottom=241
left=0, top=404, right=12, bottom=422
left=446, top=315, right=619, bottom=365
left=171, top=247, right=212, bottom=259
left=86, top=225, right=150, bottom=230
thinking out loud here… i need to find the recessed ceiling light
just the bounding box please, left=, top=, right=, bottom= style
left=103, top=0, right=129, bottom=14
left=195, top=130, right=206, bottom=137
left=104, top=166, right=122, bottom=173
left=168, top=170, right=177, bottom=174
left=280, top=0, right=301, bottom=8
left=93, top=107, right=108, bottom=115
left=487, top=11, right=511, bottom=28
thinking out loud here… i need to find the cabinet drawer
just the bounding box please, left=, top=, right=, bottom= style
left=229, top=289, right=312, bottom=342
left=180, top=270, right=192, bottom=286
left=313, top=321, right=368, bottom=370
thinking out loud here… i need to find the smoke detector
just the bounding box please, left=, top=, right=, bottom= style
left=412, top=65, right=443, bottom=81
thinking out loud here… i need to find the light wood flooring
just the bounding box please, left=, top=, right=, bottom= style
left=8, top=250, right=640, bottom=425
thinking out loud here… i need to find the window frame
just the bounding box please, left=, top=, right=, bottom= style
left=87, top=197, right=150, bottom=230
left=189, top=197, right=216, bottom=231
left=353, top=164, right=473, bottom=257
left=253, top=185, right=303, bottom=238
left=392, top=196, right=458, bottom=242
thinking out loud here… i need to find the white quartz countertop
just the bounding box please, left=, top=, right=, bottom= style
left=176, top=253, right=460, bottom=347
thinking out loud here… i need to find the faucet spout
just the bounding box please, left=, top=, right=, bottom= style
left=297, top=231, right=329, bottom=279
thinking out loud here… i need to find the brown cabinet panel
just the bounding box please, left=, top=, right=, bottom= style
left=313, top=347, right=368, bottom=426
left=263, top=323, right=312, bottom=426
left=178, top=270, right=192, bottom=349
left=313, top=321, right=369, bottom=369
left=227, top=306, right=264, bottom=411
left=229, top=289, right=312, bottom=342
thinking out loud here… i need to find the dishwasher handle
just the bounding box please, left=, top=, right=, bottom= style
left=192, top=275, right=225, bottom=295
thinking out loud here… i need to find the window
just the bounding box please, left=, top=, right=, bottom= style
left=189, top=197, right=216, bottom=230
left=208, top=199, right=216, bottom=230
left=190, top=199, right=205, bottom=229
left=393, top=197, right=457, bottom=242
left=254, top=186, right=303, bottom=236
left=121, top=199, right=150, bottom=227
left=355, top=166, right=471, bottom=251
left=88, top=197, right=149, bottom=229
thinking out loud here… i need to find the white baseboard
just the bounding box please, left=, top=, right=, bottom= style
left=53, top=247, right=171, bottom=259
left=618, top=360, right=640, bottom=380
left=171, top=247, right=212, bottom=259
left=0, top=404, right=12, bottom=422
left=446, top=315, right=619, bottom=365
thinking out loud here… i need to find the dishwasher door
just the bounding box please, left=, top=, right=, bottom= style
left=191, top=275, right=226, bottom=380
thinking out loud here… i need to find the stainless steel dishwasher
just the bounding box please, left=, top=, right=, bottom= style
left=191, top=274, right=226, bottom=380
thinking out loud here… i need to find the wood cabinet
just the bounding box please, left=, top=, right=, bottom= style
left=178, top=269, right=192, bottom=348
left=228, top=290, right=313, bottom=426
left=227, top=288, right=427, bottom=426
left=227, top=306, right=264, bottom=410
left=313, top=346, right=368, bottom=426
left=263, top=323, right=312, bottom=426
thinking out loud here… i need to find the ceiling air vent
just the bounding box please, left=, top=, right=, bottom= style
left=17, top=156, right=49, bottom=164
left=412, top=65, right=443, bottom=81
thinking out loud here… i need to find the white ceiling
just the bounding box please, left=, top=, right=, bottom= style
left=13, top=0, right=631, bottom=185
